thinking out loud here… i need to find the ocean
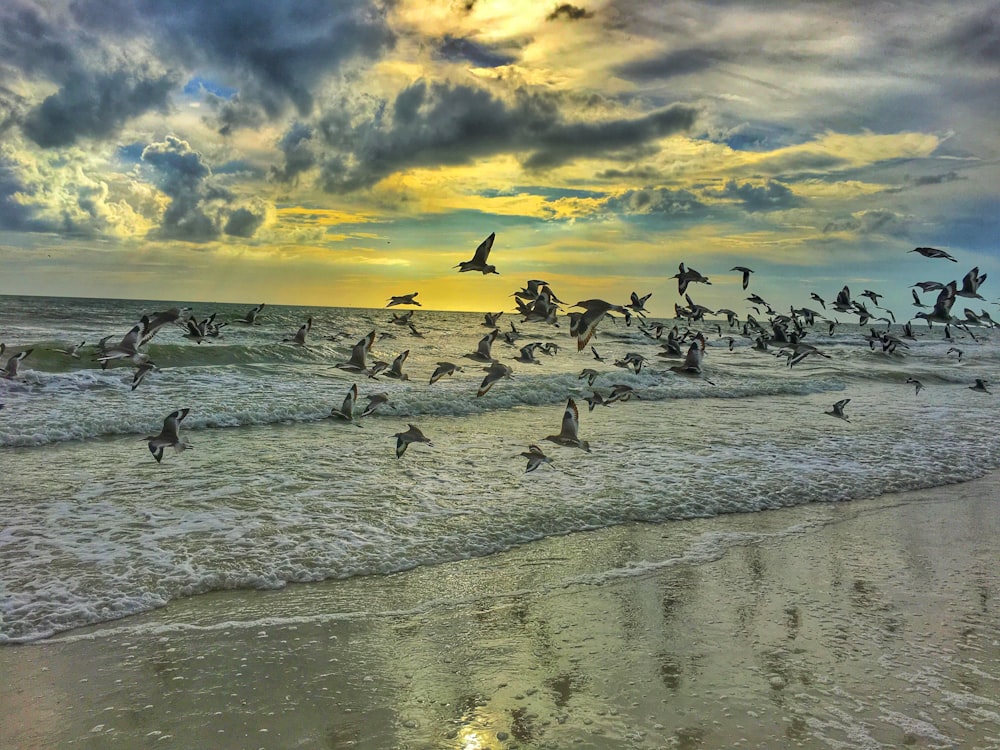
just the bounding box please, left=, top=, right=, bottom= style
left=1, top=292, right=998, bottom=644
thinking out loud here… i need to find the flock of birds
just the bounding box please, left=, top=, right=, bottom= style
left=1, top=235, right=996, bottom=470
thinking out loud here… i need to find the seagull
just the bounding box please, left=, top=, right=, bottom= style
left=284, top=317, right=312, bottom=345
left=583, top=391, right=612, bottom=411
left=430, top=361, right=463, bottom=384
left=383, top=350, right=410, bottom=381
left=328, top=383, right=361, bottom=425
left=360, top=392, right=393, bottom=417
left=483, top=311, right=504, bottom=328
left=673, top=262, right=711, bottom=295
left=914, top=281, right=957, bottom=327
left=911, top=289, right=928, bottom=309
left=130, top=361, right=159, bottom=391
left=393, top=424, right=433, bottom=458
left=824, top=398, right=851, bottom=422
left=477, top=361, right=513, bottom=397
left=389, top=310, right=415, bottom=326
left=731, top=266, right=754, bottom=290
left=579, top=368, right=600, bottom=387
left=970, top=378, right=991, bottom=394
left=51, top=341, right=85, bottom=358
left=947, top=346, right=963, bottom=362
left=513, top=343, right=542, bottom=365
left=335, top=330, right=376, bottom=374
left=668, top=335, right=715, bottom=385
left=568, top=299, right=631, bottom=351
left=544, top=398, right=590, bottom=452
left=1, top=349, right=33, bottom=379
left=591, top=346, right=605, bottom=362
left=455, top=232, right=499, bottom=274
left=97, top=324, right=146, bottom=366
left=912, top=281, right=946, bottom=293
left=905, top=377, right=924, bottom=395
left=387, top=292, right=421, bottom=307
left=234, top=303, right=266, bottom=324
left=810, top=292, right=826, bottom=309
left=608, top=383, right=638, bottom=403
left=145, top=408, right=191, bottom=463
left=956, top=267, right=987, bottom=299
left=519, top=444, right=552, bottom=473
left=910, top=246, right=958, bottom=262
left=463, top=330, right=499, bottom=363
left=140, top=307, right=190, bottom=346
left=626, top=291, right=653, bottom=317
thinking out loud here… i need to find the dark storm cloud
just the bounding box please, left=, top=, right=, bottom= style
left=547, top=4, right=594, bottom=21
left=436, top=36, right=516, bottom=68
left=270, top=122, right=317, bottom=184
left=141, top=135, right=264, bottom=243
left=706, top=179, right=798, bottom=211
left=224, top=207, right=265, bottom=237
left=132, top=0, right=396, bottom=120
left=22, top=67, right=176, bottom=148
left=316, top=81, right=698, bottom=192
left=0, top=155, right=43, bottom=232
left=932, top=4, right=1000, bottom=66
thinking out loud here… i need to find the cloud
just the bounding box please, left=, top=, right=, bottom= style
left=547, top=4, right=594, bottom=21
left=436, top=35, right=516, bottom=68
left=705, top=178, right=799, bottom=211
left=141, top=135, right=267, bottom=242
left=616, top=48, right=730, bottom=82
left=600, top=187, right=705, bottom=217
left=315, top=80, right=698, bottom=192
left=23, top=66, right=176, bottom=148
left=822, top=208, right=909, bottom=237
left=270, top=122, right=317, bottom=183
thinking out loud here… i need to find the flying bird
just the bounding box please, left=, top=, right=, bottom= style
left=235, top=303, right=266, bottom=324
left=283, top=317, right=312, bottom=346
left=731, top=266, right=754, bottom=290
left=477, top=361, right=513, bottom=397
left=387, top=293, right=421, bottom=307
left=970, top=378, right=991, bottom=394
left=430, top=361, right=463, bottom=384
left=519, top=444, right=553, bottom=473
left=51, top=341, right=85, bottom=358
left=824, top=398, right=851, bottom=422
left=1, top=349, right=33, bottom=379
left=910, top=246, right=958, bottom=262
left=393, top=424, right=433, bottom=458
left=145, top=408, right=191, bottom=463
left=455, top=232, right=499, bottom=274
left=543, top=398, right=590, bottom=452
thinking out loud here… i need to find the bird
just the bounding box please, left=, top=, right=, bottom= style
left=360, top=392, right=393, bottom=417
left=234, top=303, right=266, bottom=324
left=393, top=424, right=433, bottom=458
left=284, top=317, right=312, bottom=345
left=970, top=378, right=991, bottom=394
left=905, top=377, right=924, bottom=395
left=430, top=361, right=463, bottom=384
left=463, top=330, right=499, bottom=363
left=668, top=335, right=715, bottom=385
left=1, top=349, right=33, bottom=379
left=824, top=398, right=851, bottom=422
left=914, top=281, right=957, bottom=327
left=387, top=293, right=421, bottom=307
left=335, top=330, right=376, bottom=374
left=626, top=291, right=653, bottom=317
left=731, top=266, right=754, bottom=290
left=328, top=383, right=360, bottom=425
left=956, top=267, right=987, bottom=299
left=583, top=391, right=612, bottom=411
left=96, top=324, right=145, bottom=366
left=591, top=346, right=605, bottom=362
left=483, top=311, right=504, bottom=328
left=910, top=246, right=958, bottom=262
left=544, top=398, right=590, bottom=452
left=51, top=341, right=85, bottom=358
left=810, top=292, right=826, bottom=309
left=130, top=361, right=159, bottom=391
left=568, top=299, right=631, bottom=351
left=519, top=444, right=552, bottom=473
left=477, top=361, right=513, bottom=397
left=673, top=262, right=711, bottom=295
left=513, top=343, right=542, bottom=365
left=911, top=289, right=928, bottom=308
left=579, top=368, right=600, bottom=387
left=455, top=232, right=499, bottom=274
left=382, top=350, right=410, bottom=381
left=145, top=408, right=191, bottom=463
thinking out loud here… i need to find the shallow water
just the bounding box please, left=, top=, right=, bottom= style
left=2, top=293, right=999, bottom=642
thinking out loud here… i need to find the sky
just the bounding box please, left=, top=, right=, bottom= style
left=1, top=0, right=998, bottom=316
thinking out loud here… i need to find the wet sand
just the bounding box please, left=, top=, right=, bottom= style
left=2, top=479, right=999, bottom=749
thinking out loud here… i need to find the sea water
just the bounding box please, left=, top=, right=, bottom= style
left=2, top=293, right=998, bottom=643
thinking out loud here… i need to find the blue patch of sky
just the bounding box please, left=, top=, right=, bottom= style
left=115, top=142, right=146, bottom=164
left=182, top=76, right=238, bottom=100
left=324, top=209, right=548, bottom=250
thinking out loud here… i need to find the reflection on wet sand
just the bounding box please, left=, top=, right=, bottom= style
left=1, top=485, right=998, bottom=749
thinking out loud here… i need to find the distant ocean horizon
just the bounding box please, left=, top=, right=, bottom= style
left=2, top=292, right=999, bottom=643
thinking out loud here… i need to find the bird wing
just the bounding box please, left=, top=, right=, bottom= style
left=471, top=232, right=496, bottom=264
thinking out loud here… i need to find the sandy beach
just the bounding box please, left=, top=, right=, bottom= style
left=2, top=477, right=999, bottom=750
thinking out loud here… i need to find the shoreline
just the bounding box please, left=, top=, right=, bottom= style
left=2, top=479, right=999, bottom=749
